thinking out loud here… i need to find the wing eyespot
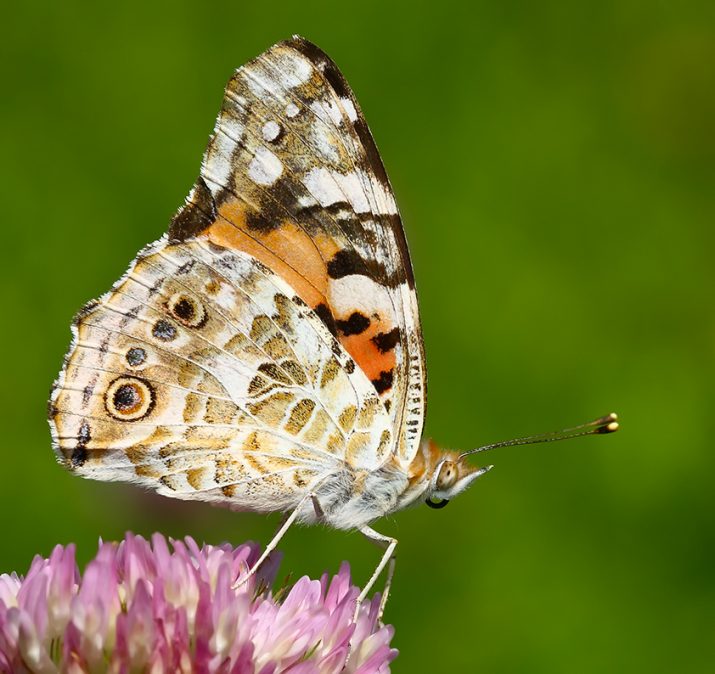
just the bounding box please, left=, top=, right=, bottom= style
left=167, top=292, right=207, bottom=328
left=152, top=319, right=177, bottom=341
left=125, top=347, right=147, bottom=367
left=105, top=376, right=155, bottom=421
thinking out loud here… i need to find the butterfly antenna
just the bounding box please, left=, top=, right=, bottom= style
left=458, top=413, right=618, bottom=460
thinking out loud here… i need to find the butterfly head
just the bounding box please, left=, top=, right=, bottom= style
left=408, top=439, right=492, bottom=510
left=426, top=453, right=493, bottom=509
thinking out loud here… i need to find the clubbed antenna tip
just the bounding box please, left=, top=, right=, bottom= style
left=459, top=412, right=620, bottom=459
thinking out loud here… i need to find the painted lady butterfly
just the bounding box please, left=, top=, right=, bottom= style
left=48, top=37, right=617, bottom=617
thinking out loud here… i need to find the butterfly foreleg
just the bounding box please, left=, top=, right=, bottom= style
left=357, top=525, right=398, bottom=621
left=232, top=490, right=321, bottom=590
left=311, top=493, right=326, bottom=521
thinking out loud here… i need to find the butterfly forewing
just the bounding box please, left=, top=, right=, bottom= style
left=170, top=37, right=426, bottom=467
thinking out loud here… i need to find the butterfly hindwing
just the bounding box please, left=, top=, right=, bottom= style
left=49, top=237, right=394, bottom=509
left=170, top=37, right=426, bottom=467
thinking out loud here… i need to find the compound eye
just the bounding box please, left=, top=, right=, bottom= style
left=436, top=461, right=458, bottom=491
left=426, top=496, right=449, bottom=509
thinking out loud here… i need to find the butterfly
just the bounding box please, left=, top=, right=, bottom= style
left=48, top=36, right=618, bottom=618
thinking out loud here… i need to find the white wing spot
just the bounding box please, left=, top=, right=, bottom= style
left=248, top=146, right=283, bottom=186
left=262, top=120, right=281, bottom=142
left=277, top=53, right=313, bottom=88
left=309, top=124, right=339, bottom=163
left=341, top=98, right=358, bottom=122
left=329, top=275, right=395, bottom=321
left=218, top=116, right=245, bottom=143
left=204, top=132, right=237, bottom=191
left=310, top=100, right=343, bottom=126
left=302, top=167, right=369, bottom=213
left=285, top=103, right=300, bottom=118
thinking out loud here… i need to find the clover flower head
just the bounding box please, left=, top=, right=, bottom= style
left=0, top=533, right=397, bottom=673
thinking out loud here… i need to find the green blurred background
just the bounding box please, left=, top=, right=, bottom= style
left=3, top=1, right=714, bottom=671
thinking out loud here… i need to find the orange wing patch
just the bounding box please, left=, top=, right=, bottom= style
left=206, top=199, right=330, bottom=309
left=199, top=206, right=399, bottom=397
left=341, top=324, right=397, bottom=393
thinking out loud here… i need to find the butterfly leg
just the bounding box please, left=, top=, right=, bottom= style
left=232, top=490, right=316, bottom=590
left=376, top=553, right=396, bottom=623
left=357, top=525, right=398, bottom=621
left=311, top=493, right=326, bottom=521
